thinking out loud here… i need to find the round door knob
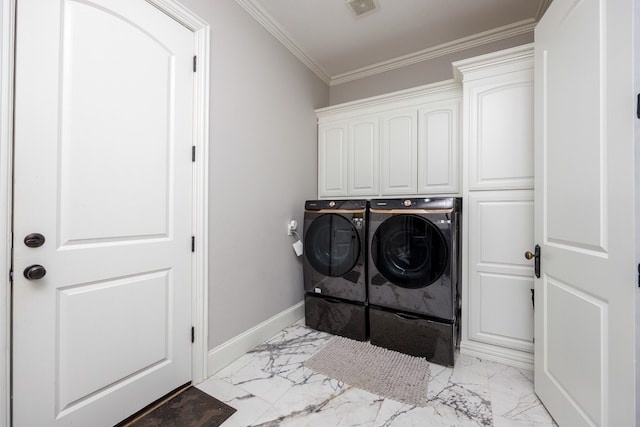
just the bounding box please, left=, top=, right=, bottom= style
left=23, top=264, right=46, bottom=280
left=524, top=251, right=535, bottom=260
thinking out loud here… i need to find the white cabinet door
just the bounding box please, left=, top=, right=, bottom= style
left=348, top=117, right=379, bottom=196
left=466, top=191, right=534, bottom=353
left=466, top=69, right=534, bottom=191
left=318, top=121, right=348, bottom=197
left=417, top=99, right=460, bottom=194
left=380, top=109, right=417, bottom=195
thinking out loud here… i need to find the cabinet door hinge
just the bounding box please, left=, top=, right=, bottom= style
left=193, top=55, right=197, bottom=72
left=192, top=145, right=196, bottom=162
left=191, top=236, right=195, bottom=252
left=191, top=326, right=195, bottom=343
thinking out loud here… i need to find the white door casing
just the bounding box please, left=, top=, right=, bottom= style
left=10, top=0, right=210, bottom=425
left=0, top=0, right=14, bottom=425
left=534, top=0, right=636, bottom=425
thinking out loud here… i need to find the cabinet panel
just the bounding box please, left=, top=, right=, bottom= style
left=467, top=71, right=534, bottom=190
left=417, top=99, right=460, bottom=194
left=380, top=109, right=417, bottom=195
left=348, top=118, right=379, bottom=196
left=476, top=273, right=534, bottom=348
left=318, top=122, right=348, bottom=197
left=467, top=190, right=534, bottom=352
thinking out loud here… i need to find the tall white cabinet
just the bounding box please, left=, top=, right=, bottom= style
left=316, top=81, right=462, bottom=198
left=454, top=44, right=535, bottom=368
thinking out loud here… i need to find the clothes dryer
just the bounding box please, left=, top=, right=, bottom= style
left=367, top=197, right=461, bottom=365
left=303, top=199, right=368, bottom=340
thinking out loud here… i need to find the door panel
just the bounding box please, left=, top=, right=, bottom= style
left=13, top=0, right=194, bottom=425
left=58, top=270, right=170, bottom=412
left=534, top=0, right=636, bottom=425
left=318, top=122, right=348, bottom=197
left=380, top=109, right=417, bottom=195
left=467, top=191, right=534, bottom=352
left=60, top=0, right=173, bottom=243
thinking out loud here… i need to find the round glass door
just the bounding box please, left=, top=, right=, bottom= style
left=371, top=215, right=448, bottom=288
left=304, top=214, right=360, bottom=277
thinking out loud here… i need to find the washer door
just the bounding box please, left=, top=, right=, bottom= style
left=305, top=214, right=361, bottom=277
left=371, top=214, right=448, bottom=288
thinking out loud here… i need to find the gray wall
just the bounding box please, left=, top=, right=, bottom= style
left=329, top=33, right=533, bottom=105
left=174, top=0, right=536, bottom=353
left=177, top=0, right=328, bottom=349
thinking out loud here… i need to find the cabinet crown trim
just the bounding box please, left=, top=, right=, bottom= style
left=316, top=80, right=461, bottom=121
left=452, top=43, right=534, bottom=83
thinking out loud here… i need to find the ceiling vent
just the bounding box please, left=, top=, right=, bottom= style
left=345, top=0, right=379, bottom=17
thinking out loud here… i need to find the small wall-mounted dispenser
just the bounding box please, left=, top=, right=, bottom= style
left=288, top=220, right=303, bottom=256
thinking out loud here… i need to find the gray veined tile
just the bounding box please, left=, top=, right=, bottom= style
left=195, top=376, right=272, bottom=427
left=204, top=320, right=551, bottom=427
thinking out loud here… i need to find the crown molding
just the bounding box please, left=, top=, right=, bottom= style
left=235, top=0, right=537, bottom=87
left=330, top=18, right=536, bottom=86
left=234, top=0, right=331, bottom=84
left=535, top=0, right=554, bottom=20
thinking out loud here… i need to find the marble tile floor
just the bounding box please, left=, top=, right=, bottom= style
left=196, top=320, right=556, bottom=427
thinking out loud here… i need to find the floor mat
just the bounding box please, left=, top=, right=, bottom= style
left=122, top=386, right=236, bottom=427
left=305, top=336, right=431, bottom=407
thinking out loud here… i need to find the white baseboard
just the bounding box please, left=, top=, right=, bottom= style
left=206, top=301, right=304, bottom=377
left=460, top=339, right=534, bottom=370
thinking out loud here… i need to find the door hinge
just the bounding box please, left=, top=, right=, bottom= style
left=637, top=264, right=640, bottom=287
left=9, top=269, right=13, bottom=283
left=193, top=55, right=197, bottom=72
left=191, top=326, right=195, bottom=343
left=192, top=145, right=196, bottom=162
left=191, top=236, right=195, bottom=252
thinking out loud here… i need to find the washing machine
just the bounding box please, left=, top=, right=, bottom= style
left=303, top=199, right=368, bottom=341
left=367, top=197, right=461, bottom=365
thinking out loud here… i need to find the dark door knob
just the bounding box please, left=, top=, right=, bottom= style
left=23, top=265, right=46, bottom=280
left=24, top=233, right=46, bottom=248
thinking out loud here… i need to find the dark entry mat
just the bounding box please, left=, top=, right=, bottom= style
left=119, top=386, right=236, bottom=427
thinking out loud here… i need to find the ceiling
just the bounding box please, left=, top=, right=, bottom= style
left=234, top=0, right=552, bottom=85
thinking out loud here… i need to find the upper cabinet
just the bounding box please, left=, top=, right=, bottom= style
left=380, top=108, right=417, bottom=195
left=317, top=121, right=348, bottom=197
left=316, top=81, right=462, bottom=199
left=348, top=117, right=379, bottom=196
left=454, top=46, right=534, bottom=191
left=417, top=99, right=460, bottom=194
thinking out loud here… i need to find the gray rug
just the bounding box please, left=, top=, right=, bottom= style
left=304, top=336, right=431, bottom=407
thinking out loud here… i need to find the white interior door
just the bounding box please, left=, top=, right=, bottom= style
left=12, top=0, right=195, bottom=425
left=534, top=0, right=636, bottom=425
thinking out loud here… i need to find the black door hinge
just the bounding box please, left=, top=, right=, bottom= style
left=637, top=264, right=640, bottom=287
left=192, top=146, right=196, bottom=162
left=191, top=326, right=195, bottom=343
left=191, top=236, right=195, bottom=252
left=193, top=56, right=197, bottom=72
left=9, top=269, right=13, bottom=283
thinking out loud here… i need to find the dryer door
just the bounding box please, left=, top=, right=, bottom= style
left=305, top=214, right=361, bottom=277
left=371, top=214, right=448, bottom=288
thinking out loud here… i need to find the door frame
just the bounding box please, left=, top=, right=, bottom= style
left=0, top=1, right=211, bottom=426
